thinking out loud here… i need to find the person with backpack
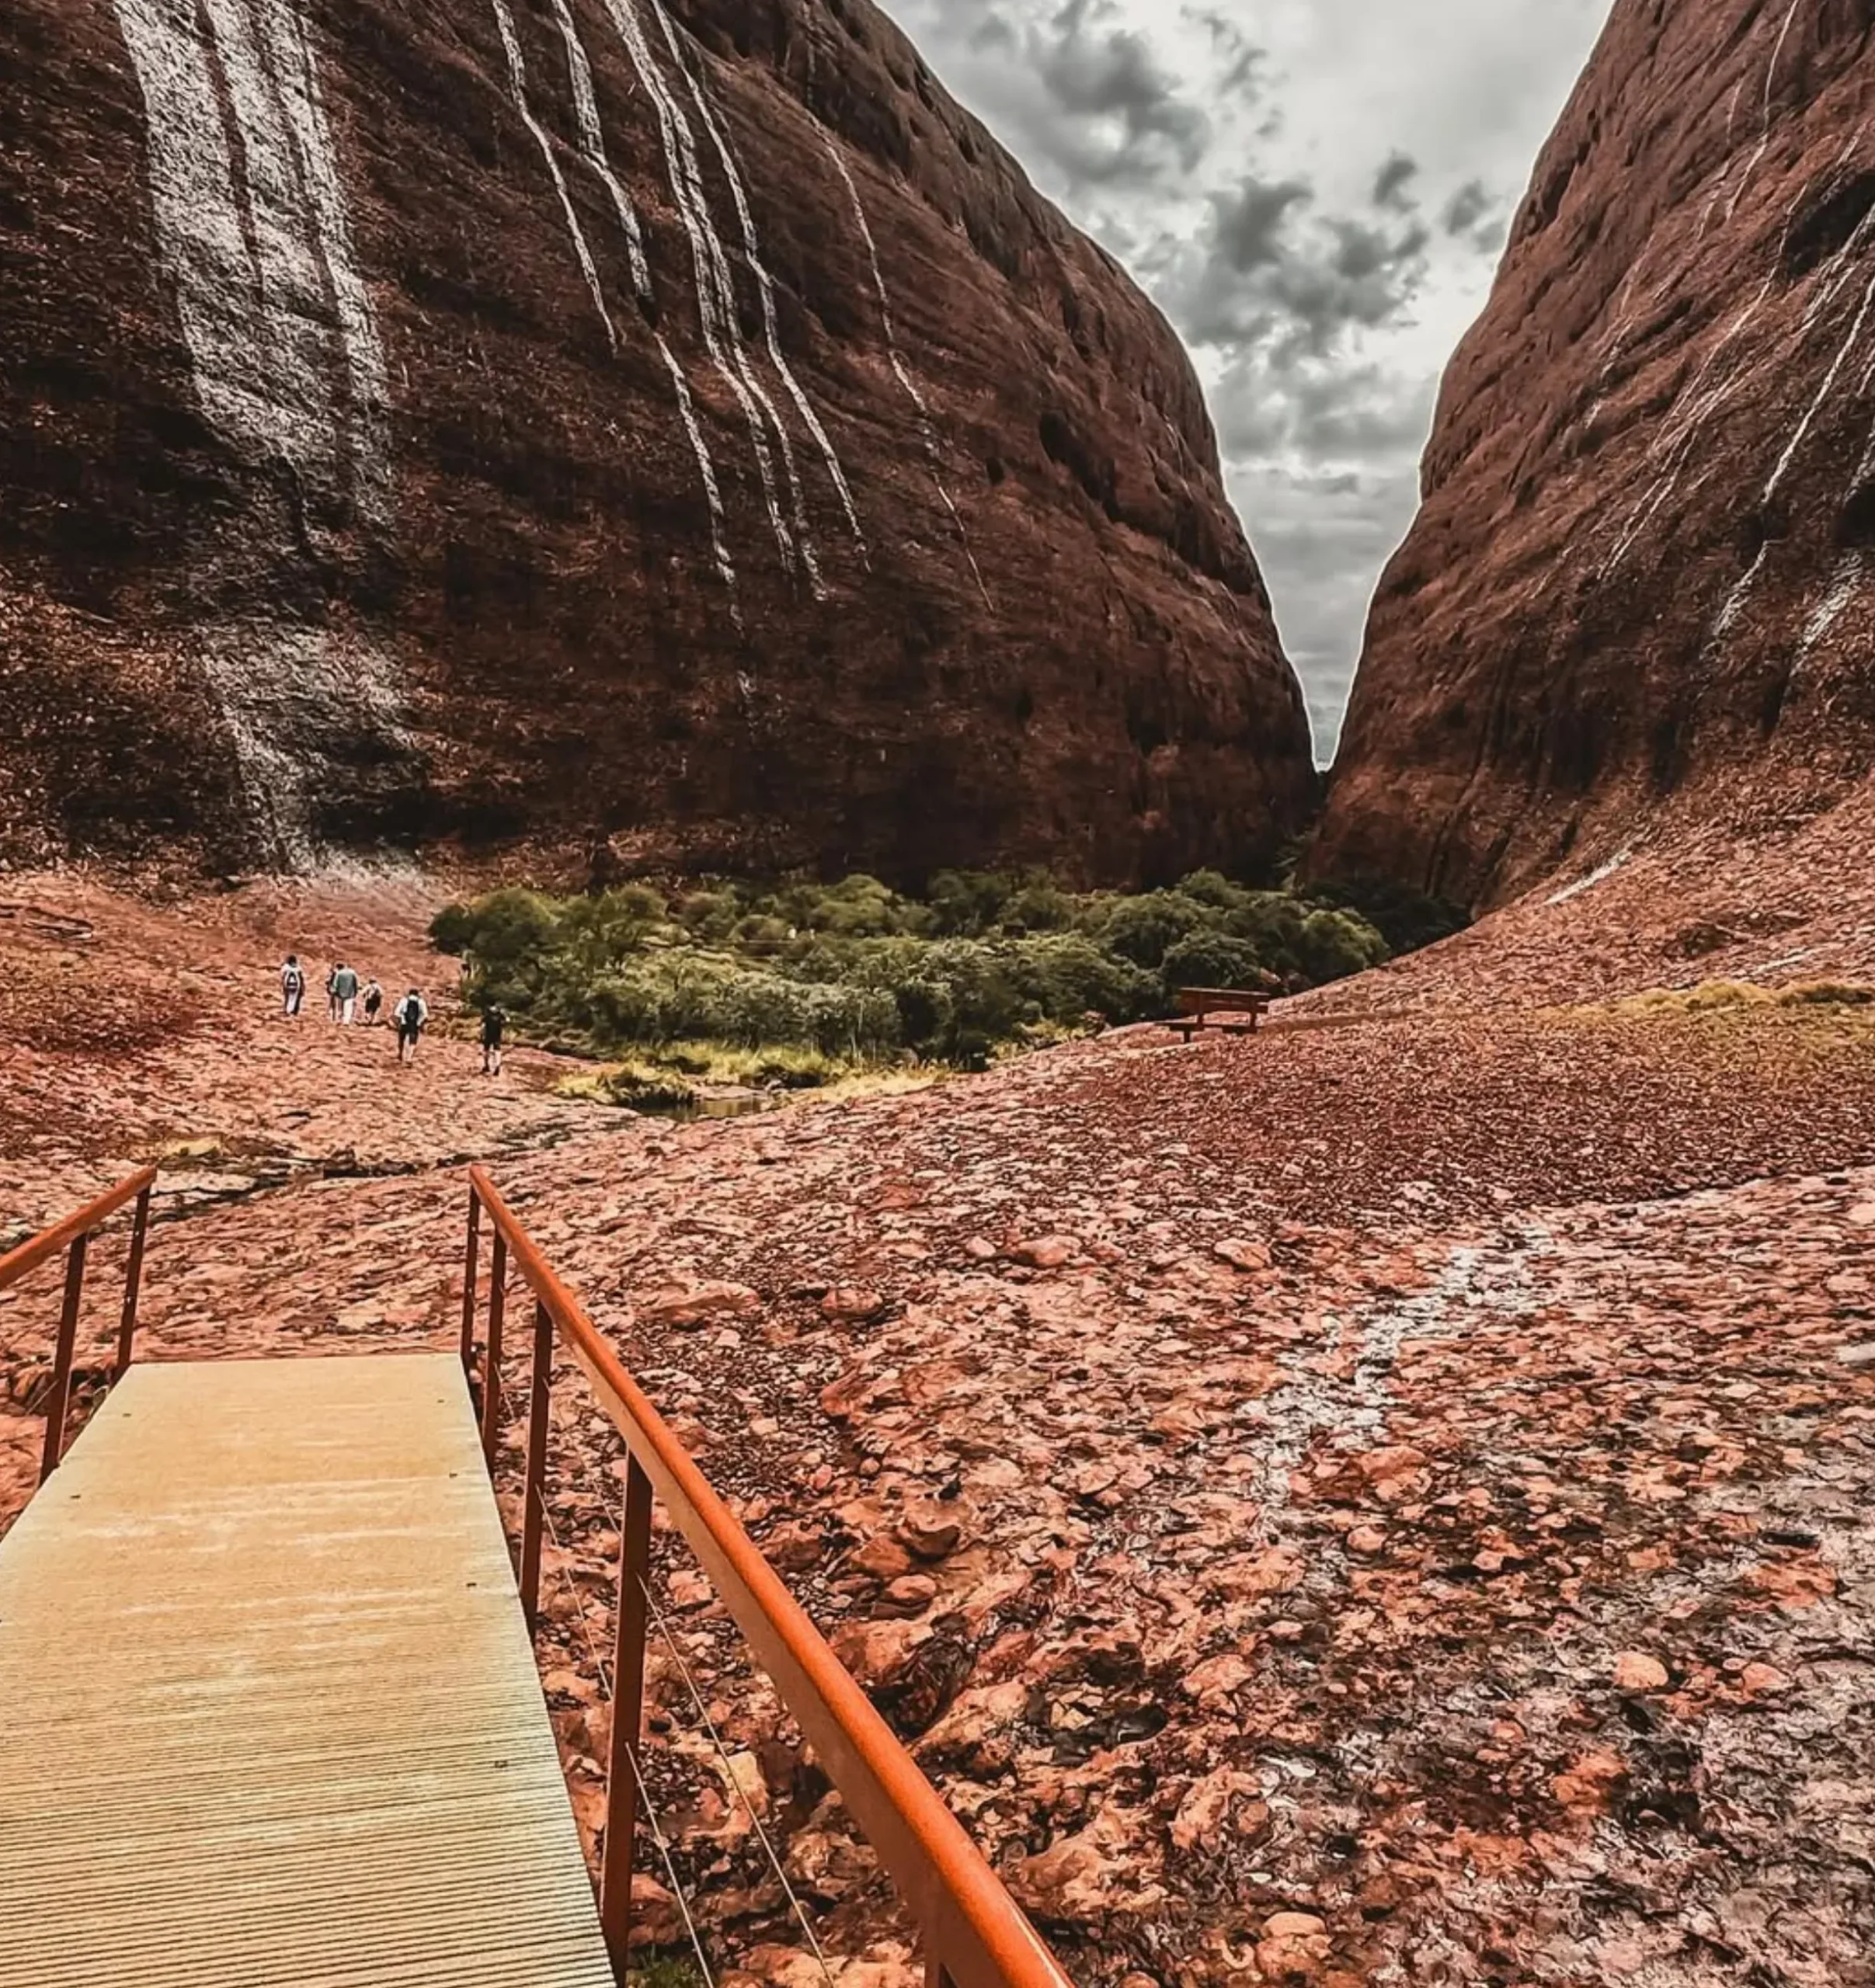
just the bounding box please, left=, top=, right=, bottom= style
left=280, top=955, right=306, bottom=1018
left=325, top=964, right=343, bottom=1022
left=362, top=979, right=384, bottom=1027
left=332, top=961, right=361, bottom=1025
left=394, top=988, right=428, bottom=1065
left=480, top=1003, right=506, bottom=1077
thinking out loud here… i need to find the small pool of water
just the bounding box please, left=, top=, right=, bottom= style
left=624, top=1092, right=781, bottom=1124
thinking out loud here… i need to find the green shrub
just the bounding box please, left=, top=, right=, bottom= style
left=1305, top=873, right=1470, bottom=955
left=1098, top=891, right=1212, bottom=969
left=927, top=870, right=1017, bottom=937
left=429, top=902, right=477, bottom=955
left=457, top=887, right=561, bottom=969
left=1160, top=931, right=1271, bottom=995
left=1000, top=878, right=1077, bottom=933
left=1174, top=869, right=1251, bottom=915
left=677, top=890, right=741, bottom=942
left=1296, top=906, right=1390, bottom=984
left=1008, top=933, right=1160, bottom=1023
left=434, top=864, right=1392, bottom=1071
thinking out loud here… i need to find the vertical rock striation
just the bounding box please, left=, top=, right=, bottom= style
left=1319, top=0, right=1875, bottom=909
left=0, top=0, right=1314, bottom=882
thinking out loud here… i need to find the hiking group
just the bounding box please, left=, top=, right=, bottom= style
left=277, top=955, right=504, bottom=1073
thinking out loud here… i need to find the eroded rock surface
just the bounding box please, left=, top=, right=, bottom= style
left=0, top=0, right=1311, bottom=881
left=1320, top=0, right=1875, bottom=907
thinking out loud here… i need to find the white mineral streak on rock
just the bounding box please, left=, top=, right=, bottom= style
left=1611, top=169, right=1875, bottom=586
left=1708, top=237, right=1875, bottom=646
left=546, top=0, right=649, bottom=297
left=197, top=623, right=405, bottom=871
left=1766, top=265, right=1875, bottom=505
left=649, top=8, right=821, bottom=598
left=1711, top=547, right=1770, bottom=641
left=490, top=0, right=615, bottom=348
left=819, top=130, right=993, bottom=610
left=1696, top=81, right=1750, bottom=238
left=653, top=0, right=865, bottom=576
left=657, top=335, right=739, bottom=603
left=117, top=0, right=324, bottom=475
left=1724, top=0, right=1805, bottom=224
left=250, top=0, right=392, bottom=517
left=1798, top=552, right=1863, bottom=662
left=1545, top=843, right=1636, bottom=907
left=1254, top=1241, right=1543, bottom=1543
left=1604, top=282, right=1772, bottom=575
left=601, top=0, right=798, bottom=579
left=111, top=0, right=405, bottom=867
left=544, top=0, right=735, bottom=600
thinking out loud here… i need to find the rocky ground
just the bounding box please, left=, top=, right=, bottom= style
left=2, top=863, right=1872, bottom=1988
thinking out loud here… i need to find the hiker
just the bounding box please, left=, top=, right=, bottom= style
left=362, top=978, right=384, bottom=1027
left=394, top=987, right=428, bottom=1065
left=280, top=955, right=306, bottom=1019
left=332, top=961, right=361, bottom=1025
left=480, top=1003, right=506, bottom=1077
left=325, top=964, right=343, bottom=1022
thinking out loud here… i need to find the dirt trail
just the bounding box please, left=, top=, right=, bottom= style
left=2, top=868, right=1873, bottom=1987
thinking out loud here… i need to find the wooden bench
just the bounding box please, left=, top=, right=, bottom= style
left=1167, top=987, right=1271, bottom=1041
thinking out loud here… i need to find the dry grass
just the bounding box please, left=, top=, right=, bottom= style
left=1586, top=978, right=1875, bottom=1017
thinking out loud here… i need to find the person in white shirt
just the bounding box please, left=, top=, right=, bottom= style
left=393, top=989, right=429, bottom=1065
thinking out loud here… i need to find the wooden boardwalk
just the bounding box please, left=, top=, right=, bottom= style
left=0, top=1354, right=614, bottom=1987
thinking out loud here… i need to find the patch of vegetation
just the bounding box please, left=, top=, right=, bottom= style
left=432, top=871, right=1391, bottom=1076
left=1609, top=979, right=1875, bottom=1016
left=1301, top=872, right=1472, bottom=956
left=628, top=1956, right=709, bottom=1988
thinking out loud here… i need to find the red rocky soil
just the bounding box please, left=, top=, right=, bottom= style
left=1, top=0, right=1311, bottom=884
left=1317, top=0, right=1875, bottom=909
left=3, top=864, right=1873, bottom=1986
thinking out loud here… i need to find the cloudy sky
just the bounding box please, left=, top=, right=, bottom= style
left=884, top=0, right=1616, bottom=759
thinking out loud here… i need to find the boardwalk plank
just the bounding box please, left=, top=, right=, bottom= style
left=0, top=1354, right=614, bottom=1987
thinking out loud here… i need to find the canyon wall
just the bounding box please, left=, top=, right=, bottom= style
left=0, top=0, right=1314, bottom=884
left=1319, top=0, right=1875, bottom=908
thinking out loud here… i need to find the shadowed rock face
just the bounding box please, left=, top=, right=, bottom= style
left=1318, top=0, right=1875, bottom=910
left=0, top=0, right=1313, bottom=883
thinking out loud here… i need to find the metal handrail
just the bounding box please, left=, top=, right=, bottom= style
left=0, top=1166, right=158, bottom=1482
left=462, top=1165, right=1073, bottom=1988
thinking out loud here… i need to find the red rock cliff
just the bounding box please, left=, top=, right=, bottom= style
left=0, top=0, right=1313, bottom=882
left=1318, top=0, right=1875, bottom=909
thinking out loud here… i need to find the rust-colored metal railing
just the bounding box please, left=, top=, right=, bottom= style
left=461, top=1165, right=1073, bottom=1988
left=0, top=1167, right=157, bottom=1482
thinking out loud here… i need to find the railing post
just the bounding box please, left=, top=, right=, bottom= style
left=520, top=1297, right=553, bottom=1634
left=460, top=1187, right=482, bottom=1384
left=39, top=1232, right=89, bottom=1484
left=480, top=1231, right=508, bottom=1468
left=600, top=1456, right=654, bottom=1972
left=113, top=1185, right=153, bottom=1382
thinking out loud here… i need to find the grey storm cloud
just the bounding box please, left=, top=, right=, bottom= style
left=1031, top=0, right=1212, bottom=182
left=951, top=0, right=1221, bottom=193
left=1372, top=151, right=1421, bottom=210
left=1186, top=7, right=1268, bottom=97
left=1179, top=172, right=1434, bottom=362
left=1443, top=176, right=1511, bottom=252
